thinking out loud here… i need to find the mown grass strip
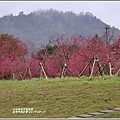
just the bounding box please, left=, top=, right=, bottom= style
left=0, top=76, right=120, bottom=118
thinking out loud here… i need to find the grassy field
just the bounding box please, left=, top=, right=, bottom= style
left=0, top=76, right=120, bottom=118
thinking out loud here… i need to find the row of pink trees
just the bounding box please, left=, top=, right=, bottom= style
left=0, top=33, right=120, bottom=80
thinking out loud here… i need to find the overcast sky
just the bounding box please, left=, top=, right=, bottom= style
left=0, top=1, right=120, bottom=29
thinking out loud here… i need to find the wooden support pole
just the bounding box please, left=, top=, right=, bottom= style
left=115, top=68, right=120, bottom=76
left=32, top=67, right=40, bottom=78
left=96, top=60, right=110, bottom=76
left=66, top=67, right=74, bottom=77
left=108, top=60, right=112, bottom=76
left=39, top=63, right=48, bottom=79
left=79, top=58, right=93, bottom=77
left=90, top=57, right=96, bottom=77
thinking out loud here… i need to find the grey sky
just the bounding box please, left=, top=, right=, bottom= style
left=0, top=1, right=120, bottom=29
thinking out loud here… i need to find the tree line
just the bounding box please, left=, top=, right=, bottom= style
left=0, top=33, right=120, bottom=80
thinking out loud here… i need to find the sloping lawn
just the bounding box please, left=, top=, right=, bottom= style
left=0, top=76, right=120, bottom=118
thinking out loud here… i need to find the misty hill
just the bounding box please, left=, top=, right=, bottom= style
left=0, top=9, right=120, bottom=45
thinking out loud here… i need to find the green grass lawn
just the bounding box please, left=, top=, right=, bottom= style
left=0, top=76, right=120, bottom=118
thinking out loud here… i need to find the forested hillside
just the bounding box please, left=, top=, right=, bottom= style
left=0, top=9, right=119, bottom=45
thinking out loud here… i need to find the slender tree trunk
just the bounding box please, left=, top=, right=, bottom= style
left=61, top=63, right=67, bottom=78
left=23, top=68, right=28, bottom=79
left=96, top=62, right=103, bottom=76
left=40, top=68, right=43, bottom=78
left=12, top=70, right=15, bottom=80
left=28, top=67, right=32, bottom=79
left=18, top=72, right=23, bottom=80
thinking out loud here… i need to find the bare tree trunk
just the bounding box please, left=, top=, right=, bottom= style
left=23, top=68, right=28, bottom=79
left=96, top=62, right=103, bottom=76
left=40, top=63, right=48, bottom=79
left=61, top=63, right=67, bottom=78
left=40, top=68, right=43, bottom=78
left=18, top=72, right=23, bottom=80
left=12, top=70, right=15, bottom=80
left=28, top=67, right=32, bottom=79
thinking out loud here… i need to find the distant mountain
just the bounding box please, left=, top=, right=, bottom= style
left=0, top=9, right=120, bottom=45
